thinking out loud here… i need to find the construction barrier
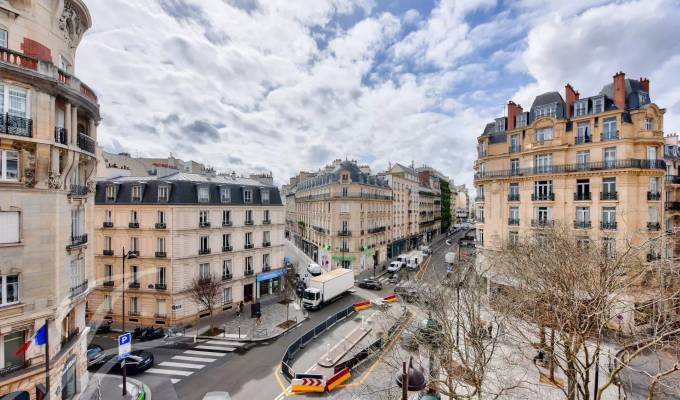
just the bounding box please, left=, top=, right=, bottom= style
left=291, top=377, right=325, bottom=393
left=326, top=367, right=351, bottom=392
left=353, top=300, right=371, bottom=311
left=383, top=293, right=397, bottom=302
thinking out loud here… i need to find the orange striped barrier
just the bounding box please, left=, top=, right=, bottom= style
left=353, top=300, right=372, bottom=311
left=383, top=294, right=397, bottom=302
left=291, top=377, right=325, bottom=393
left=326, top=367, right=351, bottom=392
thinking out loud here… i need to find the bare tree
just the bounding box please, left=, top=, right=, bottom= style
left=488, top=224, right=680, bottom=400
left=187, top=274, right=221, bottom=335
left=282, top=267, right=298, bottom=325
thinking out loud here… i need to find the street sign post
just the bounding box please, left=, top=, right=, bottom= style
left=118, top=332, right=131, bottom=396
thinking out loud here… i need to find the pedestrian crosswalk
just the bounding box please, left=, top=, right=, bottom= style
left=377, top=276, right=391, bottom=284
left=144, top=339, right=245, bottom=384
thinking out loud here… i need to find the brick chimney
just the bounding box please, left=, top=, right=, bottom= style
left=564, top=84, right=580, bottom=118
left=613, top=71, right=626, bottom=110
left=507, top=101, right=522, bottom=130
left=639, top=77, right=650, bottom=94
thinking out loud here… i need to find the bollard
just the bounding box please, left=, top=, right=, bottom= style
left=238, top=326, right=241, bottom=338
left=193, top=334, right=197, bottom=343
left=223, top=325, right=226, bottom=338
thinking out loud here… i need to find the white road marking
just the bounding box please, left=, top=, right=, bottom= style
left=172, top=355, right=216, bottom=362
left=159, top=361, right=205, bottom=369
left=195, top=345, right=237, bottom=352
left=205, top=340, right=244, bottom=347
left=184, top=350, right=226, bottom=357
left=146, top=368, right=193, bottom=377
left=171, top=379, right=181, bottom=384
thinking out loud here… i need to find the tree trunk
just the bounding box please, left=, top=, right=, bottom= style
left=550, top=328, right=555, bottom=381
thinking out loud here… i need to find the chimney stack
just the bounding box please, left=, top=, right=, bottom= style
left=639, top=77, right=650, bottom=94
left=613, top=71, right=626, bottom=110
left=507, top=101, right=522, bottom=130
left=565, top=84, right=580, bottom=118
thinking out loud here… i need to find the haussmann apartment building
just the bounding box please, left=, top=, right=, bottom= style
left=0, top=0, right=100, bottom=398
left=473, top=71, right=675, bottom=332
left=87, top=173, right=285, bottom=327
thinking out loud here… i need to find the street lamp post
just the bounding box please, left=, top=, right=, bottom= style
left=120, top=247, right=137, bottom=397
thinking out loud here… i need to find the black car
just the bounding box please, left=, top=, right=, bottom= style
left=86, top=344, right=106, bottom=368
left=358, top=278, right=383, bottom=290
left=88, top=350, right=154, bottom=375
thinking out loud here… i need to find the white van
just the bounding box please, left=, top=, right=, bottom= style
left=397, top=254, right=408, bottom=264
left=388, top=261, right=404, bottom=273
left=407, top=251, right=423, bottom=270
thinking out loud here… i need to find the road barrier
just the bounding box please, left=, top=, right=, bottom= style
left=326, top=367, right=351, bottom=392
left=291, top=377, right=325, bottom=393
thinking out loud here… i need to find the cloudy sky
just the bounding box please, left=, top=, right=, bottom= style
left=77, top=0, right=680, bottom=187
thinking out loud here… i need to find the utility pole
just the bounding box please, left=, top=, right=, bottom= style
left=44, top=323, right=50, bottom=400
left=401, top=361, right=408, bottom=400
left=122, top=246, right=126, bottom=334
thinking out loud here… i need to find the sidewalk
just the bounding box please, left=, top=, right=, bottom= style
left=83, top=373, right=152, bottom=400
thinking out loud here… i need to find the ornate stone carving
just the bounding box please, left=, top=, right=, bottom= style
left=22, top=149, right=36, bottom=188
left=86, top=179, right=96, bottom=194
left=48, top=171, right=63, bottom=190
left=58, top=0, right=85, bottom=49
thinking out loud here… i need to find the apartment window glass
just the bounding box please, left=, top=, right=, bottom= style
left=603, top=238, right=616, bottom=258
left=644, top=117, right=654, bottom=131
left=104, top=264, right=113, bottom=281
left=131, top=185, right=141, bottom=201
left=603, top=147, right=617, bottom=168
left=648, top=207, right=659, bottom=224
left=130, top=237, right=139, bottom=252
left=477, top=206, right=484, bottom=222
left=509, top=183, right=519, bottom=197
left=198, top=186, right=209, bottom=203
left=223, top=287, right=232, bottom=304
left=535, top=104, right=556, bottom=118
left=576, top=179, right=590, bottom=198
left=157, top=267, right=166, bottom=285
left=245, top=232, right=253, bottom=246
left=158, top=186, right=169, bottom=202
left=157, top=210, right=165, bottom=224
left=342, top=187, right=349, bottom=197
left=244, top=189, right=253, bottom=204
left=105, top=185, right=116, bottom=201
left=70, top=258, right=85, bottom=289
left=510, top=134, right=520, bottom=151
left=534, top=154, right=553, bottom=173
left=222, top=233, right=231, bottom=249
left=263, top=253, right=270, bottom=268
left=576, top=122, right=590, bottom=143
left=0, top=211, right=19, bottom=244
left=602, top=177, right=617, bottom=194
left=261, top=189, right=270, bottom=203
left=576, top=207, right=590, bottom=223
left=199, top=236, right=209, bottom=252
left=509, top=231, right=519, bottom=245
left=638, top=92, right=649, bottom=105
left=516, top=113, right=527, bottom=128
left=131, top=265, right=139, bottom=284
left=222, top=259, right=231, bottom=278
left=535, top=127, right=554, bottom=141
left=509, top=207, right=519, bottom=221
left=0, top=30, right=7, bottom=48
left=220, top=187, right=231, bottom=203
left=130, top=210, right=138, bottom=223
left=576, top=150, right=590, bottom=168
left=0, top=150, right=18, bottom=181
left=199, top=210, right=209, bottom=225
left=534, top=180, right=553, bottom=198
left=104, top=295, right=112, bottom=312
left=649, top=177, right=660, bottom=194
left=2, top=331, right=24, bottom=369
left=199, top=263, right=210, bottom=280
left=477, top=229, right=484, bottom=245
left=602, top=207, right=616, bottom=224
left=341, top=239, right=348, bottom=251
left=6, top=86, right=28, bottom=117
left=479, top=162, right=486, bottom=177
left=245, top=210, right=253, bottom=223
left=104, top=236, right=112, bottom=251
left=574, top=100, right=588, bottom=117
left=222, top=210, right=231, bottom=225
left=510, top=159, right=520, bottom=174
left=245, top=256, right=253, bottom=272
left=263, top=231, right=270, bottom=244
left=104, top=209, right=112, bottom=224
left=130, top=297, right=138, bottom=313
left=0, top=274, right=19, bottom=305
left=71, top=207, right=84, bottom=239
left=157, top=237, right=165, bottom=252
left=157, top=299, right=166, bottom=316
left=592, top=97, right=604, bottom=114
left=264, top=210, right=270, bottom=222
left=602, top=118, right=617, bottom=139
left=534, top=206, right=552, bottom=222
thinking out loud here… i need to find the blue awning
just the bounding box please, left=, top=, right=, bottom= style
left=256, top=269, right=285, bottom=282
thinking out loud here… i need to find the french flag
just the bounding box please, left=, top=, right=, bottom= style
left=15, top=323, right=47, bottom=355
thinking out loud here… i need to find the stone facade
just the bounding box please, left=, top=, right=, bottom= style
left=383, top=163, right=420, bottom=257
left=0, top=1, right=99, bottom=399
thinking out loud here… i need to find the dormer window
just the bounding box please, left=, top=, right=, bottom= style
left=341, top=173, right=349, bottom=183
left=592, top=96, right=604, bottom=114
left=105, top=185, right=116, bottom=202
left=198, top=186, right=210, bottom=203
left=495, top=118, right=506, bottom=133
left=644, top=117, right=654, bottom=131
left=534, top=103, right=557, bottom=119
left=574, top=100, right=588, bottom=117
left=131, top=185, right=142, bottom=202
left=638, top=91, right=649, bottom=106
left=515, top=113, right=527, bottom=128
left=244, top=189, right=253, bottom=204
left=261, top=189, right=270, bottom=204
left=158, top=185, right=169, bottom=202
left=220, top=187, right=231, bottom=203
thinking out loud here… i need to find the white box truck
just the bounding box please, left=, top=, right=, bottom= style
left=302, top=268, right=354, bottom=310
left=406, top=251, right=424, bottom=270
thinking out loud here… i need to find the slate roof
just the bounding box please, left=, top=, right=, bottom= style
left=599, top=78, right=648, bottom=110
left=296, top=160, right=389, bottom=191
left=530, top=91, right=564, bottom=109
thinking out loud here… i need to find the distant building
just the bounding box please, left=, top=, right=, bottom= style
left=384, top=163, right=421, bottom=257
left=97, top=150, right=212, bottom=178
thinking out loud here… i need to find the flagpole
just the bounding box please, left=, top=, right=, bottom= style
left=45, top=322, right=50, bottom=399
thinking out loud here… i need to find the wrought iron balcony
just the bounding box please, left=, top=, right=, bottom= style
left=507, top=194, right=520, bottom=202
left=262, top=219, right=271, bottom=225
left=338, top=230, right=352, bottom=236
left=666, top=202, right=680, bottom=211
left=263, top=241, right=271, bottom=247
left=600, top=221, right=617, bottom=230
left=574, top=192, right=591, bottom=201
left=665, top=175, right=680, bottom=184
left=531, top=193, right=555, bottom=201
left=102, top=221, right=114, bottom=228
left=244, top=243, right=254, bottom=249
left=69, top=185, right=89, bottom=197
left=129, top=250, right=139, bottom=257
left=0, top=360, right=31, bottom=377
left=68, top=234, right=88, bottom=248
left=245, top=269, right=254, bottom=276
left=69, top=280, right=88, bottom=298
left=575, top=135, right=592, bottom=144
left=573, top=220, right=592, bottom=229
left=508, top=218, right=520, bottom=226
left=199, top=248, right=211, bottom=255
left=199, top=221, right=211, bottom=228
left=368, top=226, right=386, bottom=234
left=263, top=265, right=271, bottom=272
left=103, top=249, right=114, bottom=256
left=128, top=282, right=140, bottom=289
left=103, top=280, right=114, bottom=287
left=509, top=145, right=521, bottom=153
left=0, top=113, right=32, bottom=137
left=155, top=251, right=166, bottom=258
left=222, top=221, right=232, bottom=227
left=531, top=219, right=554, bottom=227
left=54, top=126, right=68, bottom=145
left=129, top=222, right=140, bottom=228
left=475, top=158, right=666, bottom=180
left=128, top=311, right=140, bottom=317
left=155, top=283, right=167, bottom=290
left=245, top=220, right=254, bottom=225
left=647, top=222, right=661, bottom=231
left=647, top=192, right=661, bottom=201
left=77, top=133, right=95, bottom=154
left=600, top=192, right=618, bottom=201
left=60, top=328, right=80, bottom=348
left=155, top=222, right=166, bottom=229
left=222, top=274, right=232, bottom=281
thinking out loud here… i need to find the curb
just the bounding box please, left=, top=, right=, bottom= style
left=317, top=327, right=372, bottom=368
left=197, top=317, right=308, bottom=343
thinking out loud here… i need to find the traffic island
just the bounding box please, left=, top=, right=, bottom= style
left=318, top=324, right=372, bottom=367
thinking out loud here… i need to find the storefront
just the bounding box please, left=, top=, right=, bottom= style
left=256, top=269, right=285, bottom=299
left=61, top=355, right=77, bottom=399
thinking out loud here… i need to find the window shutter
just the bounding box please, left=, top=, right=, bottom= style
left=0, top=211, right=20, bottom=243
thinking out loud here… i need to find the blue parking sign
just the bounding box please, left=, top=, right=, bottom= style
left=118, top=333, right=131, bottom=360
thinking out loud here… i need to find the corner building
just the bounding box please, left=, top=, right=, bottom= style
left=474, top=71, right=670, bottom=332
left=88, top=173, right=285, bottom=327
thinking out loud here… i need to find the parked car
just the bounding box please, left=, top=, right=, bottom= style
left=88, top=320, right=112, bottom=334
left=86, top=344, right=106, bottom=368
left=132, top=326, right=165, bottom=342
left=419, top=245, right=432, bottom=255
left=88, top=350, right=154, bottom=374
left=202, top=393, right=232, bottom=400
left=357, top=278, right=383, bottom=290
left=388, top=273, right=400, bottom=284
left=387, top=261, right=404, bottom=273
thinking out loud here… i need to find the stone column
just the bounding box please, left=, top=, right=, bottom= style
left=88, top=118, right=96, bottom=140
left=65, top=102, right=72, bottom=144
left=71, top=106, right=78, bottom=144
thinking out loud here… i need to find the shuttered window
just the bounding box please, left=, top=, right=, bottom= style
left=0, top=211, right=19, bottom=243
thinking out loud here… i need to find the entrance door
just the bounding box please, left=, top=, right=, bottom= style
left=244, top=283, right=253, bottom=303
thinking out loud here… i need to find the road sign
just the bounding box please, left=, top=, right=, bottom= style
left=118, top=333, right=131, bottom=360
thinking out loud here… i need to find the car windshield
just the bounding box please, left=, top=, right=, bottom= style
left=303, top=290, right=317, bottom=300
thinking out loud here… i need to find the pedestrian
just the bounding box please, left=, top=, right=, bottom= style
left=236, top=308, right=240, bottom=317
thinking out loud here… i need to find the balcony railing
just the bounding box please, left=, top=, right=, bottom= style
left=155, top=283, right=167, bottom=290
left=102, top=280, right=114, bottom=287
left=60, top=328, right=80, bottom=348
left=531, top=193, right=555, bottom=201
left=0, top=360, right=31, bottom=378
left=129, top=222, right=140, bottom=228
left=68, top=234, right=88, bottom=248
left=245, top=220, right=254, bottom=225
left=531, top=219, right=554, bottom=228
left=666, top=202, right=680, bottom=211
left=508, top=218, right=520, bottom=226
left=574, top=192, right=591, bottom=201
left=600, top=221, right=617, bottom=230
left=199, top=221, right=211, bottom=228
left=507, top=194, right=520, bottom=202
left=199, top=248, right=211, bottom=255
left=263, top=265, right=271, bottom=272
left=244, top=243, right=254, bottom=249
left=223, top=245, right=233, bottom=252
left=509, top=145, right=521, bottom=153
left=368, top=226, right=386, bottom=234
left=0, top=113, right=32, bottom=137
left=128, top=311, right=140, bottom=317
left=601, top=131, right=619, bottom=141
left=102, top=221, right=113, bottom=228
left=262, top=219, right=271, bottom=225
left=575, top=135, right=592, bottom=145
left=222, top=274, right=232, bottom=281
left=69, top=185, right=89, bottom=197
left=475, top=158, right=666, bottom=180
left=665, top=175, right=680, bottom=184
left=77, top=133, right=95, bottom=154
left=222, top=221, right=232, bottom=227
left=103, top=249, right=114, bottom=256
left=263, top=241, right=271, bottom=247
left=600, top=192, right=618, bottom=201
left=338, top=230, right=352, bottom=236
left=647, top=192, right=661, bottom=201
left=647, top=222, right=661, bottom=231
left=155, top=222, right=166, bottom=229
left=155, top=251, right=166, bottom=258
left=573, top=220, right=592, bottom=229
left=129, top=250, right=139, bottom=257
left=128, top=282, right=140, bottom=289
left=69, top=280, right=88, bottom=298
left=54, top=126, right=68, bottom=145
left=245, top=269, right=254, bottom=276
